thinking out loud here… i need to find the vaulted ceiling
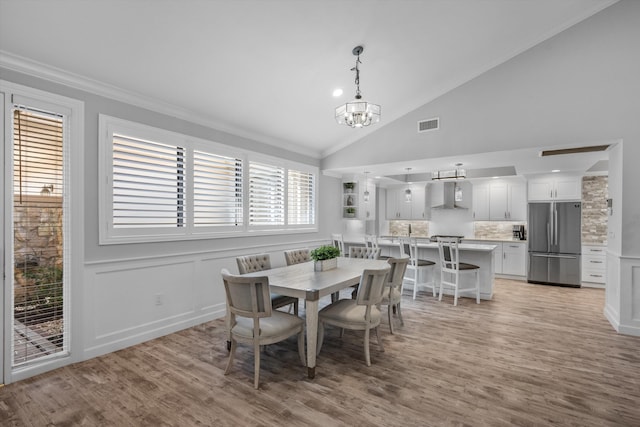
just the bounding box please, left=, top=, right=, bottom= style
left=0, top=0, right=617, bottom=162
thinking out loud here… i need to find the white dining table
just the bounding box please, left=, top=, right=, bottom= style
left=242, top=257, right=390, bottom=378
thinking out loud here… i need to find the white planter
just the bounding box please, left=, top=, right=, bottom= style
left=314, top=258, right=338, bottom=272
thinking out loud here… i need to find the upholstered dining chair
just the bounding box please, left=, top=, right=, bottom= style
left=284, top=248, right=311, bottom=266
left=399, top=237, right=436, bottom=299
left=317, top=266, right=391, bottom=366
left=437, top=238, right=480, bottom=306
left=236, top=253, right=299, bottom=315
left=378, top=257, right=410, bottom=334
left=221, top=269, right=305, bottom=389
left=349, top=246, right=381, bottom=260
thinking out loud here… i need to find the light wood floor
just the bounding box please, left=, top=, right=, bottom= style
left=2, top=279, right=640, bottom=426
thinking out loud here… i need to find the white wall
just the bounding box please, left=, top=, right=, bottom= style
left=0, top=67, right=344, bottom=379
left=323, top=0, right=640, bottom=335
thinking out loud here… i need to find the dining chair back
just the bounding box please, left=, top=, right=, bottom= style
left=331, top=233, right=346, bottom=256
left=284, top=248, right=311, bottom=266
left=317, top=266, right=391, bottom=366
left=236, top=253, right=271, bottom=274
left=437, top=238, right=480, bottom=306
left=221, top=269, right=305, bottom=389
left=398, top=237, right=436, bottom=299
left=235, top=253, right=298, bottom=319
left=379, top=257, right=410, bottom=334
left=349, top=246, right=381, bottom=260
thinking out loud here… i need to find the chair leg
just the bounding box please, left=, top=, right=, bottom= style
left=412, top=269, right=418, bottom=300
left=254, top=340, right=261, bottom=389
left=454, top=282, right=459, bottom=306
left=387, top=305, right=394, bottom=334
left=430, top=267, right=437, bottom=297
left=375, top=326, right=384, bottom=352
left=316, top=322, right=325, bottom=356
left=293, top=300, right=299, bottom=316
left=363, top=327, right=371, bottom=366
left=225, top=339, right=237, bottom=375
left=476, top=270, right=480, bottom=304
left=298, top=330, right=306, bottom=366
left=397, top=302, right=404, bottom=326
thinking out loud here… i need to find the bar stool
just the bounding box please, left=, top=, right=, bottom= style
left=399, top=237, right=436, bottom=299
left=437, top=238, right=480, bottom=306
left=332, top=233, right=346, bottom=257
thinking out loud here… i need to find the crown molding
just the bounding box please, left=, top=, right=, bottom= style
left=0, top=50, right=322, bottom=160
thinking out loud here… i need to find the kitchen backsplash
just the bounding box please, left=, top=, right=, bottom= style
left=388, top=221, right=429, bottom=237
left=473, top=221, right=527, bottom=240
left=582, top=175, right=608, bottom=245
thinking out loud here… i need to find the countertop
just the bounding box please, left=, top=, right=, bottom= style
left=344, top=237, right=497, bottom=252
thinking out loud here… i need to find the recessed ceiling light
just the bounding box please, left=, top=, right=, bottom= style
left=493, top=176, right=500, bottom=179
left=332, top=88, right=343, bottom=97
left=552, top=169, right=560, bottom=173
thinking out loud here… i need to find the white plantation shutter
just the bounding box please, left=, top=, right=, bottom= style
left=249, top=161, right=285, bottom=226
left=288, top=169, right=315, bottom=225
left=193, top=150, right=243, bottom=227
left=112, top=135, right=185, bottom=228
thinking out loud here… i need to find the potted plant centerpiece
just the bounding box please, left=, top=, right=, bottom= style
left=310, top=245, right=341, bottom=272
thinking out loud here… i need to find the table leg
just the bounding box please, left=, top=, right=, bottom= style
left=305, top=299, right=319, bottom=379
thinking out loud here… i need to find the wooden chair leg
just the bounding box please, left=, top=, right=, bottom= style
left=397, top=302, right=404, bottom=326
left=476, top=270, right=480, bottom=304
left=225, top=339, right=237, bottom=375
left=375, top=326, right=384, bottom=352
left=364, top=327, right=371, bottom=366
left=254, top=340, right=260, bottom=389
left=298, top=330, right=306, bottom=366
left=316, top=322, right=325, bottom=356
left=388, top=305, right=394, bottom=334
left=293, top=300, right=299, bottom=316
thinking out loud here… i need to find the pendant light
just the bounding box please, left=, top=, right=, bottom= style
left=335, top=46, right=381, bottom=128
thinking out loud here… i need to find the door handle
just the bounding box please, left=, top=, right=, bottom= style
left=531, top=254, right=577, bottom=259
left=554, top=207, right=558, bottom=246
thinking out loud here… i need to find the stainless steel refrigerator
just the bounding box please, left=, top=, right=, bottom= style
left=528, top=201, right=582, bottom=287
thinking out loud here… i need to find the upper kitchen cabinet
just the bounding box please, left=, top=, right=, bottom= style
left=528, top=175, right=582, bottom=201
left=386, top=184, right=429, bottom=220
left=472, top=178, right=526, bottom=221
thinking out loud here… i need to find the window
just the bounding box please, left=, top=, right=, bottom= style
left=99, top=115, right=317, bottom=243
left=112, top=135, right=186, bottom=228
left=12, top=107, right=68, bottom=366
left=288, top=169, right=315, bottom=225
left=249, top=161, right=285, bottom=226
left=193, top=150, right=243, bottom=228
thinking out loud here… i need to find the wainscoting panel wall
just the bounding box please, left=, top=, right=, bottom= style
left=82, top=239, right=327, bottom=360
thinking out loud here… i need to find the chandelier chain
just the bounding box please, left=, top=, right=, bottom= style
left=352, top=55, right=362, bottom=99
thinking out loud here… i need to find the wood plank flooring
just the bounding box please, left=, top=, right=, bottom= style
left=2, top=279, right=640, bottom=426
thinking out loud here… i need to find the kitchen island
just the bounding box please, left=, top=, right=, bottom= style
left=343, top=237, right=497, bottom=301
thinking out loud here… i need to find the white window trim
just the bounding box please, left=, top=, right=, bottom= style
left=99, top=115, right=318, bottom=245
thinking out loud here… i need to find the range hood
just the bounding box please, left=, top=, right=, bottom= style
left=431, top=181, right=468, bottom=210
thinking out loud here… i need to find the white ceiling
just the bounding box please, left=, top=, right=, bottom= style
left=0, top=0, right=616, bottom=171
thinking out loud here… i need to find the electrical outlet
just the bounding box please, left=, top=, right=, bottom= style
left=155, top=294, right=164, bottom=306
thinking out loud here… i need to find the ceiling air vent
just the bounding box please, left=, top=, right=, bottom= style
left=540, top=144, right=610, bottom=156
left=418, top=117, right=439, bottom=133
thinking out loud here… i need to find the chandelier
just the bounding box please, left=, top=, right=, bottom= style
left=431, top=168, right=467, bottom=180
left=335, top=46, right=381, bottom=128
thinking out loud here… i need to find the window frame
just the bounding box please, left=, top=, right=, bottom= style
left=99, top=115, right=318, bottom=244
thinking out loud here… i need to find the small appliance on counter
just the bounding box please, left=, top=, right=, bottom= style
left=512, top=225, right=526, bottom=240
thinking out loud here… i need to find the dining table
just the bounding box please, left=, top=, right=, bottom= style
left=241, top=256, right=390, bottom=379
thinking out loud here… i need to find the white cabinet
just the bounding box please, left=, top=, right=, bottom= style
left=463, top=240, right=527, bottom=277
left=582, top=245, right=606, bottom=286
left=386, top=184, right=428, bottom=220
left=472, top=179, right=526, bottom=221
left=528, top=175, right=582, bottom=201
left=472, top=183, right=490, bottom=220
left=502, top=242, right=527, bottom=276
left=343, top=179, right=376, bottom=220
